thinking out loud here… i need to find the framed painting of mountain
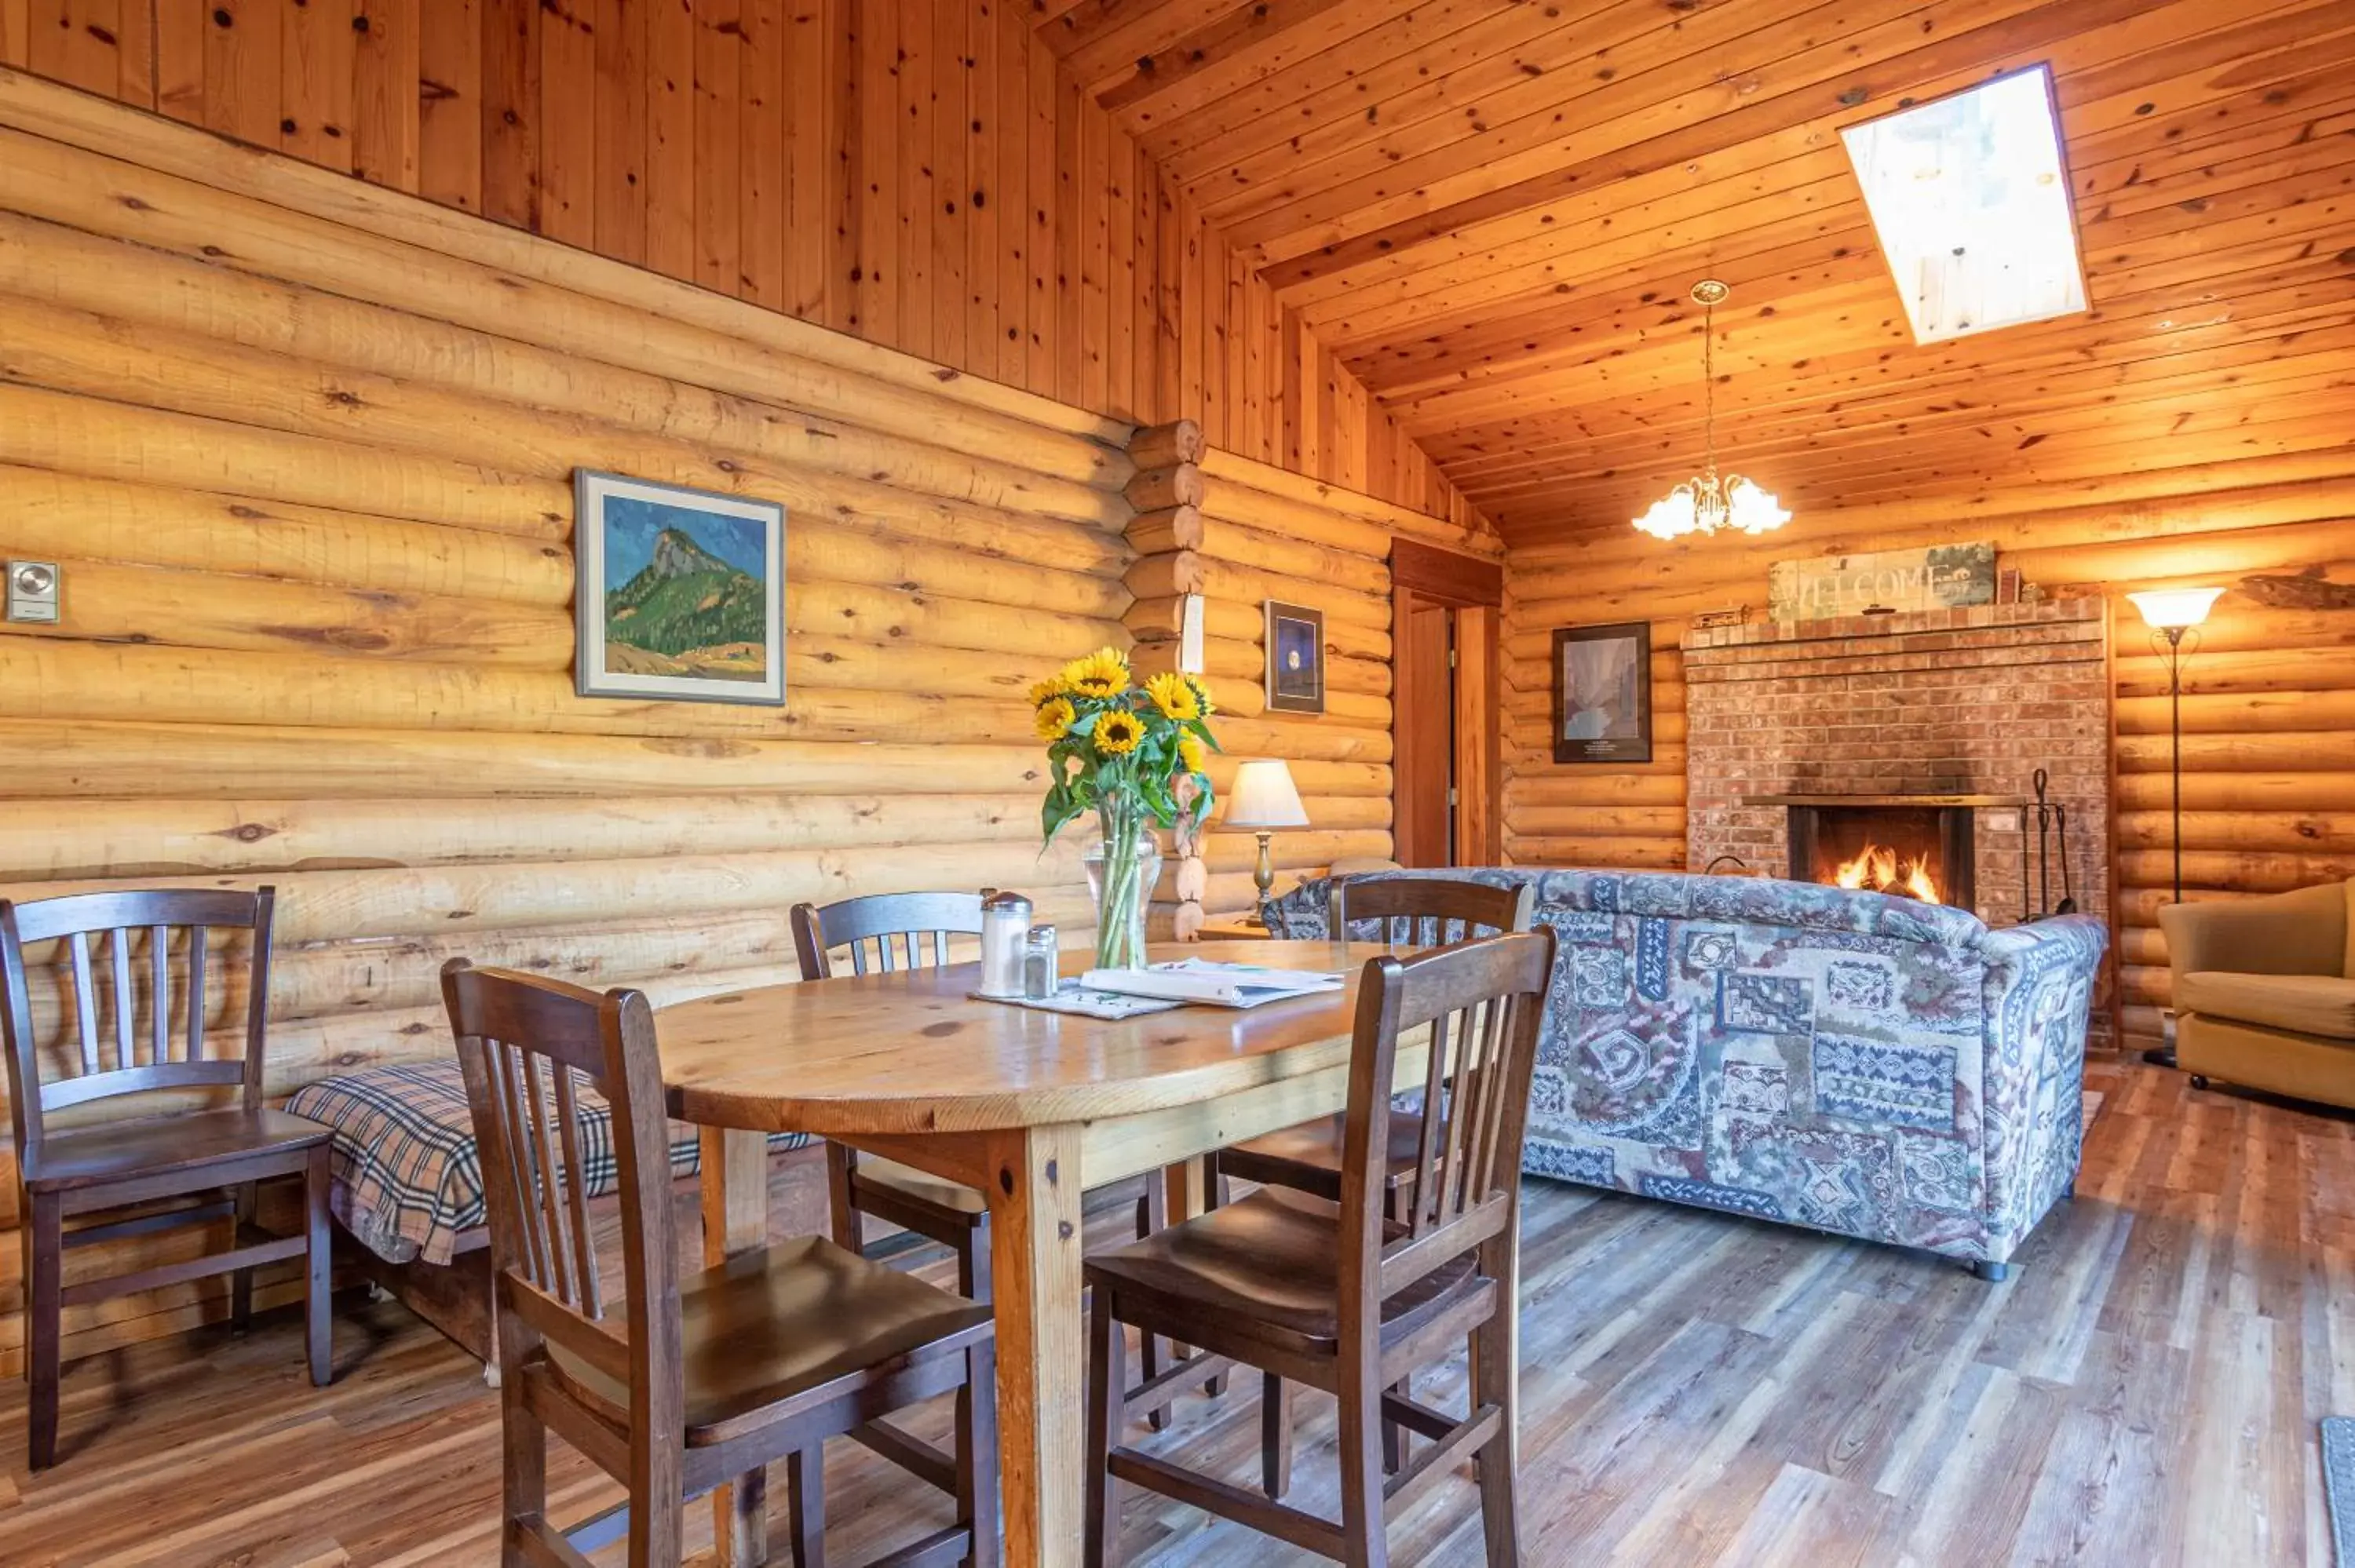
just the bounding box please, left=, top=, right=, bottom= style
left=574, top=470, right=787, bottom=706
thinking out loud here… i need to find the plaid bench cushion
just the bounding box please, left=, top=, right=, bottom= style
left=285, top=1059, right=812, bottom=1266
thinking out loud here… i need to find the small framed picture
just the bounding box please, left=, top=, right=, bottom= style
left=574, top=469, right=786, bottom=706
left=1552, top=622, right=1652, bottom=764
left=1264, top=600, right=1327, bottom=715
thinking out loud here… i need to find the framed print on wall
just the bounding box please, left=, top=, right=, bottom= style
left=1552, top=622, right=1652, bottom=764
left=574, top=469, right=787, bottom=706
left=1264, top=600, right=1327, bottom=715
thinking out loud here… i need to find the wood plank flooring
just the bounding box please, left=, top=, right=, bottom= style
left=0, top=1059, right=2341, bottom=1566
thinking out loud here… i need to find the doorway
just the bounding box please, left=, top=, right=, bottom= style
left=1390, top=540, right=1502, bottom=869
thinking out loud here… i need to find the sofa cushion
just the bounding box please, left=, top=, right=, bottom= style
left=2178, top=972, right=2355, bottom=1041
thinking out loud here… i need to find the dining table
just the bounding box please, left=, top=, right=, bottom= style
left=657, top=938, right=1441, bottom=1568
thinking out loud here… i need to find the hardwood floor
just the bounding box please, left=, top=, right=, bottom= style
left=0, top=1059, right=2341, bottom=1566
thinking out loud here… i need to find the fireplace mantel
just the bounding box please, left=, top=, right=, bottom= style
left=1743, top=793, right=2024, bottom=809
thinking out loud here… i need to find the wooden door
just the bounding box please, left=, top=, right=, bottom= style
left=1391, top=542, right=1504, bottom=870
left=1395, top=591, right=1455, bottom=867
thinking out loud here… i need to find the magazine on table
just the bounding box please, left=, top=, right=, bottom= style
left=1076, top=957, right=1348, bottom=1010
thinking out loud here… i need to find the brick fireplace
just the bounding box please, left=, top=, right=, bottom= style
left=1682, top=601, right=2112, bottom=949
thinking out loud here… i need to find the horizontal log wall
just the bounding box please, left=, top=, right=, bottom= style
left=1500, top=456, right=2355, bottom=1054
left=0, top=5, right=1488, bottom=523
left=1123, top=435, right=1499, bottom=933
left=0, top=78, right=1155, bottom=1374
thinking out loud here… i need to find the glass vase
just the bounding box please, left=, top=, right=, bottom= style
left=1083, top=801, right=1161, bottom=971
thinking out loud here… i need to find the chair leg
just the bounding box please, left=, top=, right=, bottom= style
left=959, top=1218, right=994, bottom=1304
left=1137, top=1323, right=1167, bottom=1432
left=231, top=1179, right=257, bottom=1333
left=960, top=1340, right=1000, bottom=1568
left=305, top=1145, right=333, bottom=1386
left=1133, top=1183, right=1172, bottom=1429
left=1260, top=1372, right=1294, bottom=1500
left=1335, top=1363, right=1389, bottom=1568
left=27, top=1191, right=61, bottom=1471
left=1473, top=1229, right=1523, bottom=1566
left=1085, top=1288, right=1123, bottom=1568
left=787, top=1444, right=826, bottom=1568
left=499, top=1365, right=550, bottom=1568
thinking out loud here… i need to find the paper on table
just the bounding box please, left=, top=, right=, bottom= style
left=970, top=982, right=1185, bottom=1020
left=1078, top=958, right=1347, bottom=1009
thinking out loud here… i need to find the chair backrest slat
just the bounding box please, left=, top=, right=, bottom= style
left=1329, top=875, right=1535, bottom=952
left=68, top=931, right=99, bottom=1078
left=440, top=959, right=680, bottom=1440
left=0, top=888, right=276, bottom=1162
left=791, top=892, right=989, bottom=983
left=1338, top=929, right=1556, bottom=1319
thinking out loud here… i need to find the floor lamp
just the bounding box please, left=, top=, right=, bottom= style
left=2126, top=585, right=2224, bottom=1069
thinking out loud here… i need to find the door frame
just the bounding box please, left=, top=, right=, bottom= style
left=1389, top=540, right=1504, bottom=868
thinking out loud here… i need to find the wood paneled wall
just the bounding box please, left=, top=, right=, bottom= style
left=0, top=0, right=1485, bottom=524
left=1500, top=450, right=2355, bottom=1053
left=0, top=65, right=1482, bottom=1369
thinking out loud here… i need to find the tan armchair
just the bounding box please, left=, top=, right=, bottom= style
left=2160, top=879, right=2355, bottom=1106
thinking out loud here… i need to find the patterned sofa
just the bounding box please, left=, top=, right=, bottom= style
left=1265, top=868, right=2107, bottom=1278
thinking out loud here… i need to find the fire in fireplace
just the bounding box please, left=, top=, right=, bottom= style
left=1764, top=797, right=1981, bottom=911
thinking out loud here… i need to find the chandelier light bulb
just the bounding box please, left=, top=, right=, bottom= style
left=1633, top=281, right=1791, bottom=542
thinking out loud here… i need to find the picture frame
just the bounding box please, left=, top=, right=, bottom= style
left=574, top=469, right=787, bottom=706
left=1263, top=600, right=1327, bottom=716
left=1552, top=622, right=1652, bottom=764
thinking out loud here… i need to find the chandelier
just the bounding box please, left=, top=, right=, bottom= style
left=1632, top=279, right=1791, bottom=541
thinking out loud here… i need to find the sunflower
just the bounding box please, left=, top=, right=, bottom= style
left=1094, top=710, right=1144, bottom=756
left=1027, top=675, right=1068, bottom=707
left=1061, top=647, right=1131, bottom=699
left=1145, top=671, right=1202, bottom=722
left=1034, top=696, right=1076, bottom=742
left=1188, top=676, right=1217, bottom=717
left=1176, top=732, right=1207, bottom=775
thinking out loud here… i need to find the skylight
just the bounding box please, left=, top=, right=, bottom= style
left=1841, top=67, right=2087, bottom=345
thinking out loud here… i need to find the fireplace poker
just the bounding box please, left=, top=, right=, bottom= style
left=2032, top=768, right=2053, bottom=917
left=2054, top=802, right=2077, bottom=915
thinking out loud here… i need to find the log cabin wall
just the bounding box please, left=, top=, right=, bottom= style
left=1122, top=430, right=1504, bottom=936
left=1500, top=456, right=2355, bottom=1056
left=0, top=0, right=1484, bottom=523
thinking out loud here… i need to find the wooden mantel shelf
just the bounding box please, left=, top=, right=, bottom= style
left=1742, top=794, right=2028, bottom=808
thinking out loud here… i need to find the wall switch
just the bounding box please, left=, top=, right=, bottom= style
left=5, top=560, right=58, bottom=624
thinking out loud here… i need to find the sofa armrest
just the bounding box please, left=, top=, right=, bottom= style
left=2156, top=883, right=2348, bottom=984
left=1977, top=913, right=2108, bottom=1260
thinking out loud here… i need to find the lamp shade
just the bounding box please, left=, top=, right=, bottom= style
left=2126, top=587, right=2223, bottom=631
left=1221, top=759, right=1309, bottom=830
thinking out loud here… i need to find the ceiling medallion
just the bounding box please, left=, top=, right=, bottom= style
left=1631, top=279, right=1791, bottom=542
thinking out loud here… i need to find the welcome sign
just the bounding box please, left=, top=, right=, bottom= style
left=1768, top=542, right=1996, bottom=622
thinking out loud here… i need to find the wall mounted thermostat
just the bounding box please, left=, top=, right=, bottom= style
left=6, top=560, right=59, bottom=624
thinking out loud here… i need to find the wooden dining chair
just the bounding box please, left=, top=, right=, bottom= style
left=792, top=892, right=1199, bottom=1428
left=0, top=886, right=332, bottom=1470
left=441, top=959, right=999, bottom=1568
left=1201, top=876, right=1534, bottom=1478
left=1083, top=928, right=1556, bottom=1567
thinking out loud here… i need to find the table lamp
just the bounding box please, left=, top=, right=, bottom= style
left=2126, top=584, right=2224, bottom=1068
left=1223, top=758, right=1309, bottom=928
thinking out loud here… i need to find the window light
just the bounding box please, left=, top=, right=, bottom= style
left=1841, top=67, right=2087, bottom=345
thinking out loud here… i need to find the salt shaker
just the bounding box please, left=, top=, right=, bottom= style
left=1022, top=924, right=1060, bottom=1000
left=978, top=890, right=1032, bottom=998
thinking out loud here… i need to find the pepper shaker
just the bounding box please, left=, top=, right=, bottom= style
left=1022, top=924, right=1060, bottom=1000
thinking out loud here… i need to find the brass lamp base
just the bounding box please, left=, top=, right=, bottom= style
left=1251, top=830, right=1276, bottom=928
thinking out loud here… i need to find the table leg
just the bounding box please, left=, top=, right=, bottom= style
left=702, top=1126, right=771, bottom=1566
left=985, top=1122, right=1087, bottom=1568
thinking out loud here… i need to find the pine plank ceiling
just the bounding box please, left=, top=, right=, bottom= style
left=1033, top=0, right=2355, bottom=544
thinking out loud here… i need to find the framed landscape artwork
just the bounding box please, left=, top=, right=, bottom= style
left=574, top=470, right=787, bottom=706
left=1552, top=622, right=1652, bottom=764
left=1264, top=600, right=1327, bottom=715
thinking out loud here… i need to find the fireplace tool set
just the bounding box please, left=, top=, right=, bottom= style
left=2025, top=766, right=2077, bottom=921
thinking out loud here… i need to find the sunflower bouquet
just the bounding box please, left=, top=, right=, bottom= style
left=1032, top=647, right=1219, bottom=968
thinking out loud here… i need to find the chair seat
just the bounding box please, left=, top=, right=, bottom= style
left=856, top=1154, right=989, bottom=1216
left=546, top=1234, right=993, bottom=1446
left=1083, top=1187, right=1481, bottom=1356
left=23, top=1107, right=330, bottom=1195
left=2178, top=971, right=2355, bottom=1041
left=1219, top=1111, right=1429, bottom=1201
